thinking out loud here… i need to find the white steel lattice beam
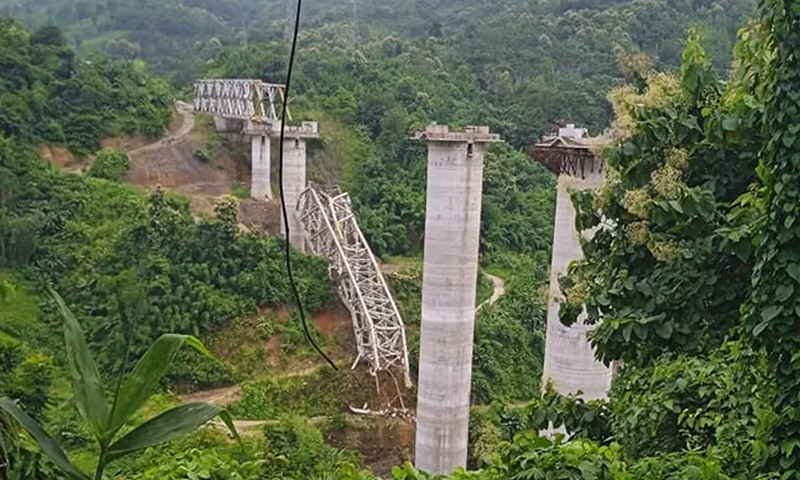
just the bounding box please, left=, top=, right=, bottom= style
left=297, top=185, right=412, bottom=387
left=193, top=79, right=284, bottom=122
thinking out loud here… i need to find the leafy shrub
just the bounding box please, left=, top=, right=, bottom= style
left=609, top=343, right=776, bottom=475
left=230, top=181, right=249, bottom=199
left=231, top=370, right=341, bottom=420
left=0, top=291, right=236, bottom=480
left=263, top=416, right=370, bottom=480
left=88, top=150, right=130, bottom=181
left=526, top=384, right=612, bottom=444
left=7, top=354, right=52, bottom=420
left=164, top=347, right=233, bottom=391
left=0, top=331, right=53, bottom=421
left=117, top=430, right=266, bottom=480
left=263, top=415, right=326, bottom=475
left=194, top=148, right=212, bottom=163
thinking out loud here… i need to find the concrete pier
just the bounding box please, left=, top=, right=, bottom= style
left=278, top=122, right=319, bottom=251
left=542, top=172, right=612, bottom=400
left=250, top=135, right=272, bottom=200
left=281, top=138, right=306, bottom=250
left=413, top=125, right=501, bottom=474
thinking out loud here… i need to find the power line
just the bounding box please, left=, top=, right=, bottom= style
left=278, top=0, right=338, bottom=371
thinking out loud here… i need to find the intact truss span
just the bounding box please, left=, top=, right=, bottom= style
left=193, top=79, right=284, bottom=122
left=297, top=184, right=411, bottom=387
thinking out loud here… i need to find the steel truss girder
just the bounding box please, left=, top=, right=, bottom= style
left=297, top=185, right=412, bottom=387
left=193, top=79, right=283, bottom=122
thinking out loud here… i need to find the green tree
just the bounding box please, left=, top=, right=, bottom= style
left=87, top=150, right=130, bottom=182
left=558, top=33, right=756, bottom=367
left=0, top=290, right=237, bottom=479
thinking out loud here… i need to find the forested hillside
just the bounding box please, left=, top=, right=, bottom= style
left=0, top=10, right=557, bottom=477
left=1, top=0, right=754, bottom=143
left=4, top=0, right=796, bottom=476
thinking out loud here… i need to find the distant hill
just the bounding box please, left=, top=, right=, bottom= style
left=0, top=0, right=756, bottom=143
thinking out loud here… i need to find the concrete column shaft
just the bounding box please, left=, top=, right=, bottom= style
left=542, top=174, right=612, bottom=401
left=251, top=135, right=272, bottom=200
left=280, top=138, right=306, bottom=251
left=415, top=141, right=485, bottom=474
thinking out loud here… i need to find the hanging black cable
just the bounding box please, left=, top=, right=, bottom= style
left=278, top=0, right=337, bottom=370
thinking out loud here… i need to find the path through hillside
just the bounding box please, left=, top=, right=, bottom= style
left=124, top=102, right=282, bottom=231
left=129, top=101, right=196, bottom=154
left=483, top=273, right=506, bottom=308
left=126, top=101, right=230, bottom=200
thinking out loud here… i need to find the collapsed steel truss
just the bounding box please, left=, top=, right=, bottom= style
left=193, top=79, right=283, bottom=122
left=297, top=185, right=412, bottom=387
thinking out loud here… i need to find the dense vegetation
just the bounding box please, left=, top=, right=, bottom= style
left=0, top=0, right=754, bottom=144
left=0, top=19, right=171, bottom=154
left=457, top=4, right=800, bottom=477
left=0, top=18, right=339, bottom=479
left=6, top=0, right=800, bottom=476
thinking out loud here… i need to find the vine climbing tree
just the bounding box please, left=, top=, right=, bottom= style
left=557, top=31, right=757, bottom=368
left=743, top=0, right=800, bottom=472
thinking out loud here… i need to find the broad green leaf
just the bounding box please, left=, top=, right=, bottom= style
left=391, top=465, right=404, bottom=480
left=761, top=305, right=782, bottom=324
left=668, top=200, right=683, bottom=214
left=781, top=440, right=800, bottom=456
left=0, top=398, right=90, bottom=480
left=753, top=321, right=770, bottom=337
left=107, top=334, right=222, bottom=437
left=777, top=284, right=795, bottom=302
left=106, top=403, right=220, bottom=461
left=622, top=323, right=633, bottom=342
left=722, top=115, right=739, bottom=131
left=50, top=288, right=108, bottom=438
left=788, top=263, right=800, bottom=283
left=655, top=321, right=673, bottom=340
left=216, top=410, right=240, bottom=441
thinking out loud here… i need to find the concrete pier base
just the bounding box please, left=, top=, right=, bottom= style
left=280, top=138, right=307, bottom=251
left=542, top=173, right=612, bottom=400
left=414, top=125, right=501, bottom=474
left=250, top=135, right=272, bottom=200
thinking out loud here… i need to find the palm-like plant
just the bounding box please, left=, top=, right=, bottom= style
left=0, top=290, right=237, bottom=480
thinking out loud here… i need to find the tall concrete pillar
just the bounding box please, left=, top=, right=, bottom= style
left=275, top=122, right=320, bottom=251
left=413, top=125, right=501, bottom=474
left=250, top=135, right=272, bottom=200
left=542, top=172, right=613, bottom=400
left=280, top=137, right=307, bottom=251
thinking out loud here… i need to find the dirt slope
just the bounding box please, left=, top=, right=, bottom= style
left=124, top=102, right=283, bottom=229
left=126, top=102, right=231, bottom=214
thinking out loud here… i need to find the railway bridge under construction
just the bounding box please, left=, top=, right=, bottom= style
left=195, top=78, right=608, bottom=474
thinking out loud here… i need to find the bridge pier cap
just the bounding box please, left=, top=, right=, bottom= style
left=413, top=124, right=501, bottom=475
left=243, top=120, right=320, bottom=139
left=412, top=123, right=500, bottom=143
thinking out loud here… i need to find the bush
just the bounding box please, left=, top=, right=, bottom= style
left=230, top=181, right=249, bottom=199
left=262, top=416, right=369, bottom=479
left=263, top=415, right=326, bottom=475
left=231, top=370, right=341, bottom=420
left=609, top=343, right=776, bottom=475
left=194, top=148, right=212, bottom=163
left=0, top=332, right=53, bottom=420
left=88, top=150, right=130, bottom=181
left=116, top=430, right=266, bottom=480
